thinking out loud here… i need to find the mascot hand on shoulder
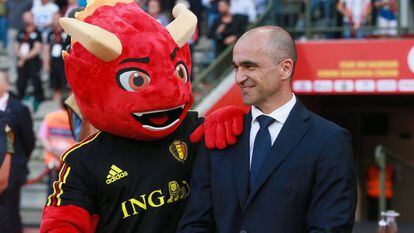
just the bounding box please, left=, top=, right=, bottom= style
left=40, top=0, right=245, bottom=232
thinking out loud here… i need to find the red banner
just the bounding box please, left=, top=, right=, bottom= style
left=293, top=39, right=414, bottom=94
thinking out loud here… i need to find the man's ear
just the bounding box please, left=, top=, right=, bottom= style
left=280, top=59, right=294, bottom=81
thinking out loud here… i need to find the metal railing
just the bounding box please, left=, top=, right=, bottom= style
left=374, top=145, right=414, bottom=215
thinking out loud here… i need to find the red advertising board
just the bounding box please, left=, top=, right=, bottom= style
left=293, top=39, right=414, bottom=94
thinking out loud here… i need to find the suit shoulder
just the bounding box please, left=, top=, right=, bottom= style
left=309, top=112, right=348, bottom=135
left=8, top=98, right=28, bottom=111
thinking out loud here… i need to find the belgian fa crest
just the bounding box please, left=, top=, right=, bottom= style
left=169, top=140, right=187, bottom=163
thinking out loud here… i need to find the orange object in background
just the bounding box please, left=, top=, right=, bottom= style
left=366, top=165, right=394, bottom=198
left=38, top=109, right=75, bottom=167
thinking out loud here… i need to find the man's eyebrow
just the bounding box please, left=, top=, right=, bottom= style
left=239, top=60, right=259, bottom=67
left=120, top=57, right=150, bottom=64
left=170, top=47, right=179, bottom=60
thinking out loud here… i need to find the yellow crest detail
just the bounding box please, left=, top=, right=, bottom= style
left=169, top=140, right=188, bottom=163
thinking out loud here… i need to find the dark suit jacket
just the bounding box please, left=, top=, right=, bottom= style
left=0, top=111, right=7, bottom=165
left=5, top=95, right=35, bottom=186
left=178, top=100, right=357, bottom=233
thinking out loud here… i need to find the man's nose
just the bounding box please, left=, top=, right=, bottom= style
left=235, top=70, right=247, bottom=84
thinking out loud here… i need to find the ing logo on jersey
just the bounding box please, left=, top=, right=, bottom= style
left=169, top=140, right=187, bottom=163
left=121, top=180, right=190, bottom=219
left=106, top=165, right=128, bottom=184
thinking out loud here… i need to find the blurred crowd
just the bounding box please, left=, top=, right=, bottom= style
left=280, top=0, right=407, bottom=39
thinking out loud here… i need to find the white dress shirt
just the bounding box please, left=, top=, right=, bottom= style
left=0, top=93, right=9, bottom=111
left=249, top=93, right=296, bottom=167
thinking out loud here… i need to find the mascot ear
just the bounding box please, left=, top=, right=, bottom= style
left=59, top=17, right=122, bottom=62
left=166, top=3, right=197, bottom=48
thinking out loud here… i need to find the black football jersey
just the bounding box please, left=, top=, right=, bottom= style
left=47, top=112, right=203, bottom=232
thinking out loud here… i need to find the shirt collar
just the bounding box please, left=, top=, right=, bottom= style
left=0, top=92, right=9, bottom=111
left=251, top=93, right=296, bottom=124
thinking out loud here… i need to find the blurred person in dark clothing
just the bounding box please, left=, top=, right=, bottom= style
left=5, top=0, right=32, bottom=78
left=0, top=109, right=14, bottom=233
left=0, top=108, right=14, bottom=233
left=203, top=0, right=219, bottom=29
left=14, top=11, right=44, bottom=110
left=208, top=0, right=247, bottom=56
left=0, top=109, right=14, bottom=232
left=0, top=70, right=35, bottom=233
left=5, top=0, right=32, bottom=47
left=188, top=0, right=202, bottom=37
left=43, top=12, right=68, bottom=101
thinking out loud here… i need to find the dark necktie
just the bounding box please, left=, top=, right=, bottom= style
left=250, top=115, right=275, bottom=190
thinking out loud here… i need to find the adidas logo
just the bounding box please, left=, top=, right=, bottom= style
left=106, top=165, right=128, bottom=184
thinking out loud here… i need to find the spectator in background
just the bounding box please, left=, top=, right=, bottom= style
left=375, top=0, right=397, bottom=36
left=146, top=0, right=169, bottom=26
left=15, top=11, right=44, bottom=110
left=310, top=0, right=334, bottom=38
left=273, top=0, right=301, bottom=30
left=208, top=0, right=247, bottom=56
left=63, top=0, right=79, bottom=17
left=38, top=97, right=74, bottom=196
left=43, top=12, right=68, bottom=101
left=0, top=0, right=7, bottom=49
left=187, top=0, right=203, bottom=39
left=230, top=0, right=257, bottom=23
left=0, top=70, right=35, bottom=233
left=337, top=0, right=371, bottom=38
left=5, top=0, right=32, bottom=77
left=31, top=0, right=59, bottom=37
left=203, top=0, right=219, bottom=29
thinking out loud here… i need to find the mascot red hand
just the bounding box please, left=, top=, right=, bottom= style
left=191, top=106, right=246, bottom=149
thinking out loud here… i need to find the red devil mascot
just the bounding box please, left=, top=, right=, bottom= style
left=40, top=0, right=245, bottom=232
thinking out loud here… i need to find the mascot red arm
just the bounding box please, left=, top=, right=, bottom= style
left=40, top=1, right=244, bottom=232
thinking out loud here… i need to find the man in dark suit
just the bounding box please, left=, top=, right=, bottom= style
left=0, top=110, right=14, bottom=233
left=0, top=70, right=35, bottom=233
left=178, top=26, right=357, bottom=233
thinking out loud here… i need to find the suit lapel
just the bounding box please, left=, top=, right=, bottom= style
left=243, top=101, right=312, bottom=211
left=231, top=113, right=251, bottom=210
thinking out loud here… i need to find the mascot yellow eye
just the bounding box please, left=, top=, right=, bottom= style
left=117, top=69, right=150, bottom=91
left=174, top=62, right=188, bottom=83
